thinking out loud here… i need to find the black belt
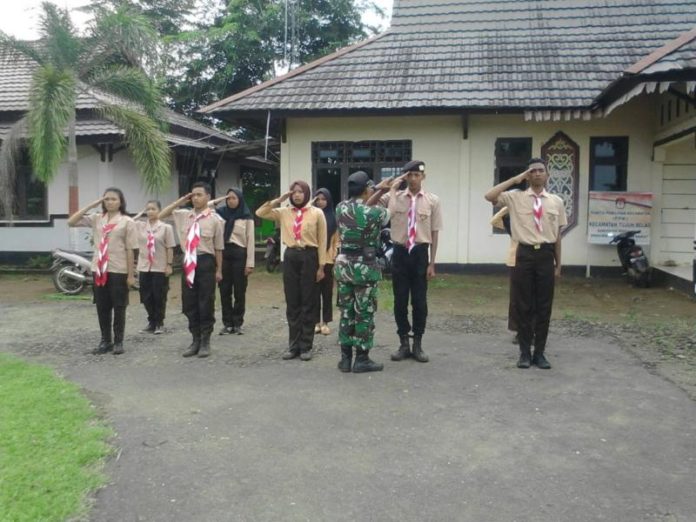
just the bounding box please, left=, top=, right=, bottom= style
left=394, top=243, right=429, bottom=250
left=286, top=245, right=317, bottom=251
left=339, top=246, right=376, bottom=256
left=518, top=243, right=555, bottom=251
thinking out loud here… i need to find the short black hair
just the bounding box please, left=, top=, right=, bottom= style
left=191, top=181, right=212, bottom=195
left=146, top=200, right=162, bottom=210
left=528, top=157, right=546, bottom=167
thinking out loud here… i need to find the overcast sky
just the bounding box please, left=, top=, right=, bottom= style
left=0, top=0, right=393, bottom=40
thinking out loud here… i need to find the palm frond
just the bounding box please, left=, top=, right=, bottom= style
left=0, top=32, right=45, bottom=66
left=0, top=117, right=28, bottom=221
left=98, top=103, right=171, bottom=193
left=86, top=4, right=159, bottom=70
left=27, top=65, right=76, bottom=183
left=86, top=65, right=164, bottom=123
left=37, top=2, right=82, bottom=68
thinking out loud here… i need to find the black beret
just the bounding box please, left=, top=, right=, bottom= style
left=347, top=170, right=373, bottom=189
left=401, top=160, right=425, bottom=173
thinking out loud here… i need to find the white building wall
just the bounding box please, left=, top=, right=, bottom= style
left=1, top=145, right=182, bottom=253
left=283, top=97, right=660, bottom=267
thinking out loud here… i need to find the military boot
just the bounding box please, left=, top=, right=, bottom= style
left=391, top=335, right=411, bottom=361
left=338, top=345, right=352, bottom=373
left=93, top=337, right=113, bottom=355
left=183, top=332, right=201, bottom=357
left=532, top=348, right=551, bottom=369
left=197, top=332, right=212, bottom=358
left=412, top=335, right=429, bottom=363
left=353, top=347, right=383, bottom=373
left=517, top=346, right=532, bottom=369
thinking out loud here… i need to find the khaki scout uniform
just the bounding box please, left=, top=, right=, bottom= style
left=497, top=188, right=567, bottom=361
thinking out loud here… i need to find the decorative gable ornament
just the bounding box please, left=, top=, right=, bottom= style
left=541, top=131, right=579, bottom=236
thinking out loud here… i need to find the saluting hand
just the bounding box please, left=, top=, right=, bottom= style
left=515, top=169, right=531, bottom=184
left=391, top=173, right=408, bottom=190
left=278, top=190, right=293, bottom=203
left=374, top=176, right=394, bottom=191
left=90, top=197, right=105, bottom=209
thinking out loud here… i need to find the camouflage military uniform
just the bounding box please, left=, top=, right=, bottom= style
left=334, top=199, right=389, bottom=350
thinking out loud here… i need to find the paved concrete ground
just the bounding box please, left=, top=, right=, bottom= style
left=1, top=298, right=695, bottom=522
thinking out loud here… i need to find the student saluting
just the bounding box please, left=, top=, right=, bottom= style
left=132, top=200, right=176, bottom=335
left=256, top=181, right=327, bottom=361
left=67, top=187, right=137, bottom=355
left=160, top=182, right=224, bottom=358
left=485, top=158, right=567, bottom=369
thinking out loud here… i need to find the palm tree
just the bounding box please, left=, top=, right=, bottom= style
left=0, top=2, right=171, bottom=235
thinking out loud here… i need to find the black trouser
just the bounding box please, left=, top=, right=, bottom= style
left=512, top=244, right=556, bottom=355
left=219, top=243, right=248, bottom=328
left=93, top=272, right=129, bottom=343
left=507, top=267, right=518, bottom=332
left=181, top=254, right=216, bottom=336
left=392, top=243, right=429, bottom=337
left=315, top=263, right=334, bottom=324
left=139, top=271, right=169, bottom=326
left=283, top=247, right=319, bottom=353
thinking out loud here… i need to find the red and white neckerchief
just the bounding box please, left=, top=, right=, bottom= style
left=183, top=211, right=208, bottom=288
left=145, top=221, right=158, bottom=269
left=532, top=194, right=544, bottom=232
left=95, top=216, right=119, bottom=286
left=406, top=192, right=422, bottom=252
left=293, top=207, right=308, bottom=241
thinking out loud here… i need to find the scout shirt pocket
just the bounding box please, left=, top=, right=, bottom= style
left=545, top=208, right=559, bottom=225
left=417, top=206, right=431, bottom=224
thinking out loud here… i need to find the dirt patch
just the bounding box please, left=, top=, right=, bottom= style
left=2, top=270, right=695, bottom=397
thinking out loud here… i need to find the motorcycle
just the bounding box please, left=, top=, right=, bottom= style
left=265, top=229, right=281, bottom=273
left=51, top=249, right=92, bottom=295
left=609, top=230, right=652, bottom=287
left=377, top=227, right=394, bottom=274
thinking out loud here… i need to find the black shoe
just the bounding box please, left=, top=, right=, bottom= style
left=532, top=353, right=551, bottom=369
left=300, top=350, right=313, bottom=361
left=234, top=326, right=243, bottom=335
left=183, top=335, right=201, bottom=357
left=113, top=342, right=124, bottom=355
left=140, top=323, right=156, bottom=334
left=353, top=348, right=383, bottom=373
left=197, top=334, right=211, bottom=358
left=93, top=339, right=113, bottom=355
left=219, top=326, right=235, bottom=335
left=338, top=345, right=352, bottom=372
left=391, top=335, right=411, bottom=361
left=282, top=349, right=299, bottom=360
left=516, top=353, right=531, bottom=369
left=412, top=335, right=429, bottom=363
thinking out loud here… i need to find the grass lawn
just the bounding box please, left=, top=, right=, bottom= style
left=0, top=354, right=111, bottom=522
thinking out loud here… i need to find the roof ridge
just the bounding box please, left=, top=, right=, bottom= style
left=199, top=32, right=390, bottom=114
left=625, top=26, right=696, bottom=74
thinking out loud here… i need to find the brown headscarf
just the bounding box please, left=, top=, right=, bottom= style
left=289, top=180, right=311, bottom=208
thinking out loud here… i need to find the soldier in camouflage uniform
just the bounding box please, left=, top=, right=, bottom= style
left=334, top=171, right=390, bottom=373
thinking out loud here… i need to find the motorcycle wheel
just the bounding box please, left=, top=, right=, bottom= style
left=52, top=265, right=86, bottom=295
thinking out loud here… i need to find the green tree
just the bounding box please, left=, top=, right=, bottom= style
left=0, top=1, right=171, bottom=225
left=165, top=0, right=374, bottom=118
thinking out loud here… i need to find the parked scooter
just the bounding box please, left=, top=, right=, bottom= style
left=51, top=249, right=92, bottom=295
left=377, top=227, right=394, bottom=274
left=265, top=229, right=281, bottom=273
left=610, top=230, right=652, bottom=287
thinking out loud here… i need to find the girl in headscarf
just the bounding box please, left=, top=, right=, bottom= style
left=313, top=188, right=339, bottom=335
left=209, top=188, right=255, bottom=334
left=256, top=180, right=327, bottom=361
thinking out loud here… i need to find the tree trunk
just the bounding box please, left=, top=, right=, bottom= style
left=68, top=112, right=80, bottom=250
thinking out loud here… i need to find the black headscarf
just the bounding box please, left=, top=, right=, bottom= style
left=216, top=188, right=252, bottom=242
left=314, top=188, right=336, bottom=246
